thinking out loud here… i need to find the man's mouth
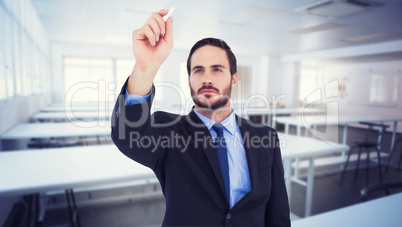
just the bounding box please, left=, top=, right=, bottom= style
left=199, top=89, right=218, bottom=94
left=198, top=85, right=219, bottom=95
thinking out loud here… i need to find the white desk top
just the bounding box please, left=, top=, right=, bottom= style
left=31, top=111, right=111, bottom=121
left=276, top=114, right=402, bottom=126
left=41, top=106, right=112, bottom=112
left=1, top=122, right=110, bottom=139
left=242, top=107, right=324, bottom=116
left=292, top=192, right=402, bottom=227
left=50, top=102, right=113, bottom=107
left=279, top=134, right=349, bottom=160
left=0, top=135, right=346, bottom=197
left=0, top=145, right=154, bottom=197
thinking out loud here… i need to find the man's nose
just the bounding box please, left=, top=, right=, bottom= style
left=202, top=73, right=213, bottom=85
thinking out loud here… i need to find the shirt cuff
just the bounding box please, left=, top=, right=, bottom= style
left=124, top=87, right=152, bottom=105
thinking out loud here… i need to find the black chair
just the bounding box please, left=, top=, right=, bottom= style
left=385, top=137, right=402, bottom=173
left=340, top=122, right=389, bottom=185
left=360, top=181, right=402, bottom=201
left=27, top=138, right=83, bottom=149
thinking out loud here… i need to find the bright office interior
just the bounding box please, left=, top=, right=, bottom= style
left=1, top=0, right=402, bottom=226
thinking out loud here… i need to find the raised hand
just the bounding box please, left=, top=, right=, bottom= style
left=128, top=9, right=174, bottom=96
left=132, top=9, right=174, bottom=70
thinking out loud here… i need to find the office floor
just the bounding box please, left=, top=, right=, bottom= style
left=3, top=126, right=402, bottom=226
left=24, top=167, right=402, bottom=227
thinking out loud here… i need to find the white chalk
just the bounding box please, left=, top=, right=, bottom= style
left=164, top=7, right=175, bottom=22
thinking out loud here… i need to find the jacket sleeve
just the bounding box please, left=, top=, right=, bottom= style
left=111, top=79, right=165, bottom=172
left=265, top=130, right=291, bottom=226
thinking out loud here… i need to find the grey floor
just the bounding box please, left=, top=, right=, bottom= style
left=2, top=126, right=402, bottom=226
left=33, top=166, right=402, bottom=227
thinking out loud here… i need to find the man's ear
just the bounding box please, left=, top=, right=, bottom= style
left=231, top=73, right=238, bottom=87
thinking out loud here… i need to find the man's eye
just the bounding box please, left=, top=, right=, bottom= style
left=195, top=69, right=202, bottom=73
left=214, top=68, right=222, bottom=72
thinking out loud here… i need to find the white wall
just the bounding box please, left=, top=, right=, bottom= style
left=321, top=60, right=402, bottom=115
left=266, top=56, right=301, bottom=108
left=309, top=59, right=402, bottom=132
left=277, top=38, right=402, bottom=132
left=0, top=95, right=50, bottom=136
left=50, top=42, right=269, bottom=109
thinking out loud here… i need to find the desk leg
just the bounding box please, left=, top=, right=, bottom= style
left=312, top=125, right=317, bottom=139
left=284, top=159, right=292, bottom=208
left=26, top=193, right=39, bottom=227
left=294, top=159, right=300, bottom=179
left=65, top=189, right=81, bottom=227
left=38, top=193, right=48, bottom=222
left=305, top=157, right=315, bottom=217
left=293, top=126, right=302, bottom=180
left=390, top=121, right=397, bottom=154
left=341, top=124, right=348, bottom=169
left=342, top=124, right=348, bottom=145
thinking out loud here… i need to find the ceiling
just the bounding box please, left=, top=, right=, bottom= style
left=32, top=0, right=402, bottom=57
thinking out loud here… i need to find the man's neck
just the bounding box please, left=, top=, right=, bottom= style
left=194, top=103, right=232, bottom=123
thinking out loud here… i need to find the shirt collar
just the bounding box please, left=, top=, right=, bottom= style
left=194, top=108, right=237, bottom=135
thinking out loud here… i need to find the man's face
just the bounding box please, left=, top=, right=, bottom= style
left=189, top=45, right=237, bottom=110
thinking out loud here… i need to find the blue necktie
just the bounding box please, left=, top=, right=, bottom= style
left=212, top=123, right=230, bottom=204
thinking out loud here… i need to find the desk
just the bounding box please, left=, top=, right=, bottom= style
left=1, top=132, right=347, bottom=219
left=31, top=111, right=111, bottom=122
left=1, top=122, right=112, bottom=150
left=292, top=192, right=402, bottom=227
left=276, top=114, right=402, bottom=154
left=280, top=134, right=349, bottom=217
left=1, top=122, right=110, bottom=141
left=1, top=122, right=111, bottom=149
left=243, top=107, right=324, bottom=126
left=0, top=145, right=154, bottom=197
left=50, top=102, right=111, bottom=107
left=41, top=106, right=112, bottom=112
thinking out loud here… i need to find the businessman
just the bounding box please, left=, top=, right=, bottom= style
left=111, top=9, right=290, bottom=226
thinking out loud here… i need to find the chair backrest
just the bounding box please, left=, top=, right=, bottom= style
left=360, top=182, right=402, bottom=201
left=358, top=121, right=389, bottom=147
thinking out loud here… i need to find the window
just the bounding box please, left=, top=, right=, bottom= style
left=0, top=7, right=6, bottom=100
left=63, top=57, right=147, bottom=103
left=0, top=0, right=51, bottom=101
left=369, top=74, right=399, bottom=106
left=64, top=57, right=114, bottom=102
left=299, top=67, right=322, bottom=103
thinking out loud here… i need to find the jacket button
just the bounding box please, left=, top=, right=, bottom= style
left=226, top=213, right=231, bottom=219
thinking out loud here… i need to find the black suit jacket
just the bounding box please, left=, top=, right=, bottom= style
left=111, top=82, right=290, bottom=226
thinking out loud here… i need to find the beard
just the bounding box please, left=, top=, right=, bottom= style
left=190, top=83, right=232, bottom=110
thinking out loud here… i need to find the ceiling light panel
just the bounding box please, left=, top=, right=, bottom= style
left=220, top=7, right=276, bottom=25
left=126, top=0, right=172, bottom=13
left=308, top=1, right=367, bottom=17
left=344, top=32, right=396, bottom=42
left=295, top=0, right=383, bottom=18
left=291, top=22, right=345, bottom=34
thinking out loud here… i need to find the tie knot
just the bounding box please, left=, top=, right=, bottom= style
left=212, top=123, right=225, bottom=136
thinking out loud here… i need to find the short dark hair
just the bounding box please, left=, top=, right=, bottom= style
left=186, top=38, right=237, bottom=76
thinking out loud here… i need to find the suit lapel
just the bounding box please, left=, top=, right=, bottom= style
left=185, top=110, right=228, bottom=206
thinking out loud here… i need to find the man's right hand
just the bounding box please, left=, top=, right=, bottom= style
left=128, top=9, right=174, bottom=96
